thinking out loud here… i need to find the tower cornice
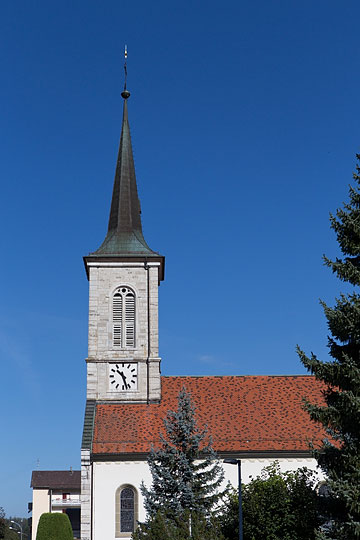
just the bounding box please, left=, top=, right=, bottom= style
left=83, top=254, right=165, bottom=282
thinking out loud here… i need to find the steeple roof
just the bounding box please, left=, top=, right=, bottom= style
left=91, top=91, right=160, bottom=258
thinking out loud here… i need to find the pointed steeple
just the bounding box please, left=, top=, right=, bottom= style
left=85, top=54, right=164, bottom=282
left=92, top=91, right=158, bottom=257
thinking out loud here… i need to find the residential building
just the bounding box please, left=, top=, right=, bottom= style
left=30, top=470, right=80, bottom=540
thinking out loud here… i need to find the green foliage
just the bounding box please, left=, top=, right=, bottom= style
left=0, top=510, right=29, bottom=540
left=132, top=510, right=224, bottom=540
left=219, top=462, right=319, bottom=540
left=7, top=517, right=29, bottom=540
left=36, top=513, right=73, bottom=540
left=297, top=154, right=360, bottom=538
left=217, top=490, right=239, bottom=540
left=134, top=388, right=226, bottom=538
left=188, top=512, right=225, bottom=540
left=0, top=508, right=5, bottom=540
left=140, top=387, right=225, bottom=520
left=132, top=511, right=180, bottom=540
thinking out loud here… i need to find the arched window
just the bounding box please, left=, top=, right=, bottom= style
left=112, top=287, right=135, bottom=348
left=115, top=485, right=138, bottom=536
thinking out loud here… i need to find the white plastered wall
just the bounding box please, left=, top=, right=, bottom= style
left=92, top=461, right=152, bottom=540
left=92, top=457, right=324, bottom=540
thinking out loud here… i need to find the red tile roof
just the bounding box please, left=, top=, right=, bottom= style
left=92, top=376, right=326, bottom=455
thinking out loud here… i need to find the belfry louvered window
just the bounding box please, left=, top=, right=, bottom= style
left=112, top=287, right=136, bottom=348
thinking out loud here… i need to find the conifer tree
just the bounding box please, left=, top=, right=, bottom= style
left=297, top=155, right=360, bottom=538
left=139, top=387, right=225, bottom=525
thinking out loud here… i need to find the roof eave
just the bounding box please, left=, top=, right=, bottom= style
left=90, top=448, right=315, bottom=462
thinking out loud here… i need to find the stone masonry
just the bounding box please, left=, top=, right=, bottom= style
left=86, top=261, right=161, bottom=402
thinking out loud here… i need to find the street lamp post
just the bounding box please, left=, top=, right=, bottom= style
left=10, top=520, right=23, bottom=540
left=224, top=458, right=243, bottom=540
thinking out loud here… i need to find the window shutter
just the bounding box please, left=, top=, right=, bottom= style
left=125, top=292, right=135, bottom=347
left=112, top=288, right=136, bottom=348
left=113, top=292, right=122, bottom=347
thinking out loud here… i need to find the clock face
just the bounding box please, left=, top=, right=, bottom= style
left=109, top=363, right=138, bottom=391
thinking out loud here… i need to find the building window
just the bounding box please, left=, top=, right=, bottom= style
left=115, top=485, right=138, bottom=536
left=112, top=287, right=135, bottom=348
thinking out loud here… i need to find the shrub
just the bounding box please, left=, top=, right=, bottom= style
left=36, top=512, right=73, bottom=540
left=218, top=462, right=320, bottom=540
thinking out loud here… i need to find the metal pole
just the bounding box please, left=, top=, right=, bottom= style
left=238, top=460, right=243, bottom=540
left=223, top=458, right=243, bottom=540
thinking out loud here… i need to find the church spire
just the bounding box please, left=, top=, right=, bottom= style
left=91, top=50, right=159, bottom=258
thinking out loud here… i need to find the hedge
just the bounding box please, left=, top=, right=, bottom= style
left=36, top=512, right=73, bottom=540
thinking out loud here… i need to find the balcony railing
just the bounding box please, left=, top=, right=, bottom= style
left=51, top=497, right=81, bottom=507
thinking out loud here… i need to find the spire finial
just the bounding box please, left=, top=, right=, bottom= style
left=121, top=45, right=130, bottom=100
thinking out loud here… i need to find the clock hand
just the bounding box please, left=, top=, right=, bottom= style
left=118, top=370, right=129, bottom=389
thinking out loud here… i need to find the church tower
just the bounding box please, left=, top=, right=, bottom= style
left=83, top=84, right=165, bottom=404
left=81, top=62, right=165, bottom=540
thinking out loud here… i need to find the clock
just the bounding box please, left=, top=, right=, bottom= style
left=109, top=363, right=138, bottom=391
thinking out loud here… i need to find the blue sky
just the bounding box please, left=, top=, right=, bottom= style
left=1, top=0, right=360, bottom=517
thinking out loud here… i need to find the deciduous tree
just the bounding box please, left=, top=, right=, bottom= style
left=219, top=462, right=319, bottom=540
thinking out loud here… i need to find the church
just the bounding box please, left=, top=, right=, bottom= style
left=80, top=81, right=326, bottom=540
